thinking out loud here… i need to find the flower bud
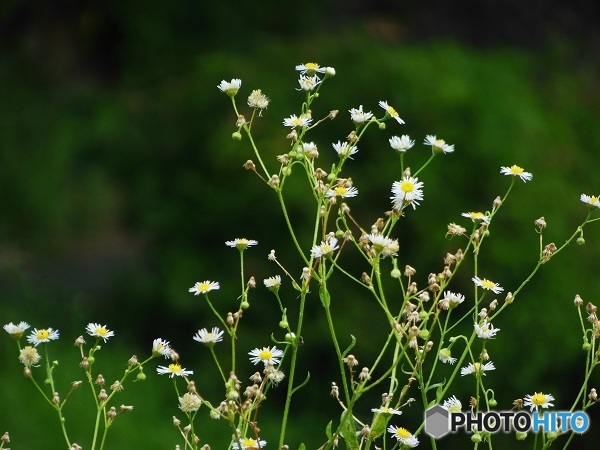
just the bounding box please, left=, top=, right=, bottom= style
left=232, top=131, right=242, bottom=141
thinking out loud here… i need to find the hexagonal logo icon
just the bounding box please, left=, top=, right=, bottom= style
left=424, top=405, right=450, bottom=438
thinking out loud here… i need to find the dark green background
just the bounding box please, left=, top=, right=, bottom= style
left=1, top=1, right=599, bottom=448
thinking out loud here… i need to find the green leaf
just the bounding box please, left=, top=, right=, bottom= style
left=319, top=284, right=331, bottom=308
left=340, top=410, right=360, bottom=450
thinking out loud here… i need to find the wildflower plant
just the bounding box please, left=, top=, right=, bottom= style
left=4, top=63, right=600, bottom=449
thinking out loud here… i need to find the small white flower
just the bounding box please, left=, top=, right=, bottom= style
left=443, top=291, right=465, bottom=309
left=299, top=141, right=318, bottom=156
left=332, top=140, right=358, bottom=158
left=474, top=319, right=500, bottom=339
left=325, top=186, right=359, bottom=198
left=225, top=238, right=258, bottom=250
left=232, top=437, right=267, bottom=449
left=472, top=276, right=504, bottom=294
left=217, top=79, right=241, bottom=96
left=387, top=426, right=419, bottom=447
left=193, top=327, right=224, bottom=346
left=523, top=392, right=555, bottom=412
left=500, top=165, right=533, bottom=182
left=297, top=74, right=320, bottom=91
left=26, top=328, right=60, bottom=346
left=249, top=346, right=284, bottom=366
left=295, top=62, right=326, bottom=75
left=460, top=361, right=496, bottom=376
left=349, top=105, right=373, bottom=124
left=389, top=135, right=414, bottom=152
left=581, top=194, right=600, bottom=209
left=156, top=363, right=193, bottom=378
left=378, top=101, right=405, bottom=124
left=3, top=321, right=30, bottom=337
left=368, top=234, right=399, bottom=257
left=424, top=134, right=454, bottom=154
left=189, top=281, right=220, bottom=295
left=263, top=275, right=282, bottom=290
left=152, top=338, right=172, bottom=358
left=461, top=211, right=490, bottom=223
left=391, top=176, right=424, bottom=210
left=442, top=395, right=462, bottom=413
left=371, top=406, right=402, bottom=416
left=310, top=237, right=339, bottom=258
left=283, top=114, right=312, bottom=129
left=438, top=348, right=457, bottom=365
left=85, top=323, right=115, bottom=342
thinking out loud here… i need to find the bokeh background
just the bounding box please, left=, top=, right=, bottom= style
left=1, top=1, right=600, bottom=448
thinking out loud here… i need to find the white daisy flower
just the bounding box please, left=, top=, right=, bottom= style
left=332, top=140, right=358, bottom=158
left=152, top=338, right=172, bottom=358
left=424, top=135, right=454, bottom=154
left=295, top=62, right=326, bottom=75
left=371, top=406, right=402, bottom=416
left=391, top=176, right=424, bottom=210
left=460, top=361, right=496, bottom=376
left=581, top=194, right=600, bottom=209
left=523, top=392, right=555, bottom=412
left=3, top=321, right=30, bottom=338
left=26, top=328, right=60, bottom=346
left=389, top=135, right=414, bottom=153
left=500, top=165, right=533, bottom=182
left=263, top=275, right=282, bottom=290
left=299, top=141, right=318, bottom=157
left=349, top=105, right=373, bottom=124
left=85, top=323, right=115, bottom=342
left=387, top=426, right=419, bottom=447
left=232, top=437, right=267, bottom=449
left=325, top=186, right=358, bottom=198
left=217, top=79, right=241, bottom=97
left=225, top=238, right=258, bottom=250
left=368, top=234, right=399, bottom=257
left=472, top=276, right=504, bottom=294
left=438, top=348, right=457, bottom=365
left=378, top=101, right=405, bottom=124
left=445, top=291, right=465, bottom=309
left=442, top=396, right=462, bottom=413
left=297, top=74, right=320, bottom=91
left=310, top=236, right=339, bottom=258
left=247, top=89, right=269, bottom=110
left=193, top=327, right=224, bottom=346
left=474, top=319, right=500, bottom=339
left=249, top=346, right=283, bottom=366
left=189, top=281, right=220, bottom=295
left=461, top=211, right=490, bottom=223
left=156, top=363, right=193, bottom=378
left=283, top=114, right=312, bottom=129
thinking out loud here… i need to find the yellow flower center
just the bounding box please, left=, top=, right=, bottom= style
left=334, top=187, right=347, bottom=196
left=591, top=196, right=599, bottom=204
left=471, top=212, right=485, bottom=220
left=510, top=165, right=524, bottom=174
left=321, top=244, right=332, bottom=254
left=435, top=139, right=445, bottom=147
left=205, top=333, right=214, bottom=340
left=169, top=364, right=183, bottom=373
left=532, top=393, right=548, bottom=405
left=305, top=63, right=319, bottom=70
left=198, top=283, right=211, bottom=291
left=480, top=279, right=496, bottom=290
left=292, top=117, right=304, bottom=126
left=387, top=105, right=398, bottom=117
left=400, top=181, right=414, bottom=193
left=473, top=362, right=482, bottom=372
left=259, top=349, right=273, bottom=361
left=37, top=330, right=50, bottom=340
left=96, top=327, right=108, bottom=336
left=395, top=427, right=411, bottom=439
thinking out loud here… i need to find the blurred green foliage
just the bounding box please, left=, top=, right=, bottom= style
left=1, top=2, right=600, bottom=448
